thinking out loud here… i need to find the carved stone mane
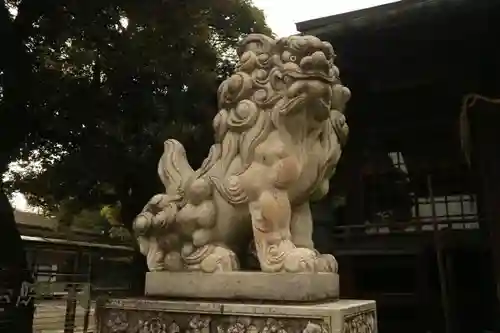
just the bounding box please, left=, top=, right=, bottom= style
left=133, top=34, right=350, bottom=274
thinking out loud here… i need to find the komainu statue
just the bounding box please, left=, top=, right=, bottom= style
left=133, top=34, right=351, bottom=274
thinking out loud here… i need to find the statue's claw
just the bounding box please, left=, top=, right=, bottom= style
left=183, top=244, right=240, bottom=272
left=315, top=254, right=338, bottom=273
left=283, top=248, right=317, bottom=273
left=199, top=246, right=240, bottom=272
left=282, top=248, right=337, bottom=273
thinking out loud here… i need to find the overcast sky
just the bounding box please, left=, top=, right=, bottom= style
left=252, top=0, right=398, bottom=37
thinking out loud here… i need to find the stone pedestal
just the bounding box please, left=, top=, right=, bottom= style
left=145, top=272, right=339, bottom=301
left=96, top=297, right=377, bottom=333
left=96, top=272, right=377, bottom=332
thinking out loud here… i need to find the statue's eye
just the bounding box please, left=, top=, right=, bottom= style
left=290, top=55, right=296, bottom=62
left=282, top=51, right=292, bottom=62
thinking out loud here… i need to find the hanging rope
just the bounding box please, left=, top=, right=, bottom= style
left=459, top=94, right=500, bottom=166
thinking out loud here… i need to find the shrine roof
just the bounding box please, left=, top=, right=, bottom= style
left=295, top=0, right=484, bottom=38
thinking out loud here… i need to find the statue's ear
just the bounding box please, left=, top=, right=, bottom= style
left=322, top=41, right=335, bottom=61
left=273, top=37, right=288, bottom=54
left=238, top=34, right=274, bottom=56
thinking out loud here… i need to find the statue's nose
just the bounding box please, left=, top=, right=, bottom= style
left=299, top=51, right=329, bottom=74
left=311, top=51, right=327, bottom=66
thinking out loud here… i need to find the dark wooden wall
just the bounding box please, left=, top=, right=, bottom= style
left=305, top=1, right=500, bottom=332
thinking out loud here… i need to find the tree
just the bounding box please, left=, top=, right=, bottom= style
left=0, top=1, right=61, bottom=330
left=0, top=0, right=270, bottom=326
left=4, top=0, right=271, bottom=224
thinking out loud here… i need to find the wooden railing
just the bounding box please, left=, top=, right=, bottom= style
left=330, top=218, right=480, bottom=243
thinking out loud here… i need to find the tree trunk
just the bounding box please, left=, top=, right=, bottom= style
left=0, top=3, right=59, bottom=331
left=0, top=185, right=34, bottom=333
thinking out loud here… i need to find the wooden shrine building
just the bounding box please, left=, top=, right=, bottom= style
left=297, top=0, right=500, bottom=332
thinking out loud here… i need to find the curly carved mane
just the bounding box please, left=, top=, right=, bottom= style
left=157, top=34, right=350, bottom=207
left=203, top=34, right=349, bottom=203
left=196, top=35, right=276, bottom=178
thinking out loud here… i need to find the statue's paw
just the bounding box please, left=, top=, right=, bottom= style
left=200, top=246, right=240, bottom=272
left=147, top=249, right=166, bottom=271
left=163, top=251, right=183, bottom=271
left=283, top=248, right=317, bottom=272
left=149, top=263, right=164, bottom=272
left=314, top=253, right=338, bottom=273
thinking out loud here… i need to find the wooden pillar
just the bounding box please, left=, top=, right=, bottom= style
left=428, top=175, right=453, bottom=333
left=345, top=152, right=364, bottom=226
left=416, top=247, right=431, bottom=332
left=82, top=254, right=92, bottom=333
left=465, top=95, right=500, bottom=329
left=338, top=255, right=357, bottom=298
left=444, top=250, right=458, bottom=333
left=64, top=252, right=80, bottom=333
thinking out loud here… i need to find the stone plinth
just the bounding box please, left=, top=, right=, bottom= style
left=96, top=297, right=377, bottom=333
left=145, top=271, right=339, bottom=301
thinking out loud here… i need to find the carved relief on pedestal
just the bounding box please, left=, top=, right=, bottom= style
left=342, top=311, right=376, bottom=333
left=100, top=309, right=210, bottom=333
left=187, top=315, right=211, bottom=333
left=136, top=315, right=176, bottom=333
left=100, top=309, right=331, bottom=333
left=104, top=310, right=129, bottom=333
left=215, top=316, right=329, bottom=333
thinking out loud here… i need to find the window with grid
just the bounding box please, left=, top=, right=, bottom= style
left=362, top=151, right=478, bottom=227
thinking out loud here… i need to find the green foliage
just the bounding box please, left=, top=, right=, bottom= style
left=1, top=0, right=272, bottom=228
left=100, top=203, right=122, bottom=226
left=55, top=199, right=131, bottom=239
left=108, top=225, right=133, bottom=242
left=70, top=208, right=108, bottom=233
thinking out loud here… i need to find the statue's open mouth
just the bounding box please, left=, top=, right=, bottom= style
left=284, top=70, right=334, bottom=84
left=279, top=71, right=332, bottom=120
left=280, top=94, right=330, bottom=119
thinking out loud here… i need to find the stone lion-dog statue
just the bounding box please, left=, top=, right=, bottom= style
left=133, top=33, right=351, bottom=274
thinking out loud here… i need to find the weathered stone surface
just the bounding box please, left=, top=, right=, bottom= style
left=96, top=297, right=377, bottom=333
left=132, top=33, right=351, bottom=274
left=144, top=271, right=339, bottom=301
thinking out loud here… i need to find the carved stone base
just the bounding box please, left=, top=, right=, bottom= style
left=96, top=297, right=377, bottom=333
left=145, top=271, right=339, bottom=301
